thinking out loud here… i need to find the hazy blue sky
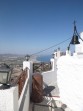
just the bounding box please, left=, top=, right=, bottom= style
left=0, top=0, right=83, bottom=55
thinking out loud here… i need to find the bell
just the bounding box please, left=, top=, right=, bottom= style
left=70, top=35, right=80, bottom=44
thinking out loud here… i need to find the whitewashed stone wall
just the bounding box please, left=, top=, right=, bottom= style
left=0, top=86, right=18, bottom=111
left=42, top=58, right=57, bottom=88
left=75, top=32, right=83, bottom=53
left=0, top=64, right=30, bottom=111
left=57, top=55, right=83, bottom=111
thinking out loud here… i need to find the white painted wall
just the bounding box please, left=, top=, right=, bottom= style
left=42, top=58, right=57, bottom=88
left=0, top=68, right=30, bottom=111
left=75, top=32, right=83, bottom=53
left=41, top=49, right=62, bottom=88
left=57, top=55, right=83, bottom=111
left=0, top=86, right=18, bottom=111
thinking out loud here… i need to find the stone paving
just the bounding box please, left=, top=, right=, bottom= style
left=31, top=96, right=72, bottom=111
left=30, top=83, right=72, bottom=111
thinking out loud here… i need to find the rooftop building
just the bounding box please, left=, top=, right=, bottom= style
left=0, top=25, right=83, bottom=111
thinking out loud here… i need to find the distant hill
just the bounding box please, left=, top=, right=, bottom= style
left=0, top=54, right=24, bottom=57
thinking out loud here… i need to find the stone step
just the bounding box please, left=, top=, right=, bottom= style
left=31, top=96, right=73, bottom=111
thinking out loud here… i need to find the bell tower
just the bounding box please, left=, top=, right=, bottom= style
left=75, top=32, right=83, bottom=53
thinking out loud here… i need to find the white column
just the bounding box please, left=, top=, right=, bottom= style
left=66, top=49, right=71, bottom=56
left=50, top=58, right=54, bottom=71
left=23, top=61, right=33, bottom=93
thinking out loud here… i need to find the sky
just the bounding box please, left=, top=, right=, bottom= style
left=0, top=0, right=83, bottom=55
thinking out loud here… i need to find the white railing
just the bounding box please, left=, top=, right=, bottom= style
left=18, top=68, right=30, bottom=111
